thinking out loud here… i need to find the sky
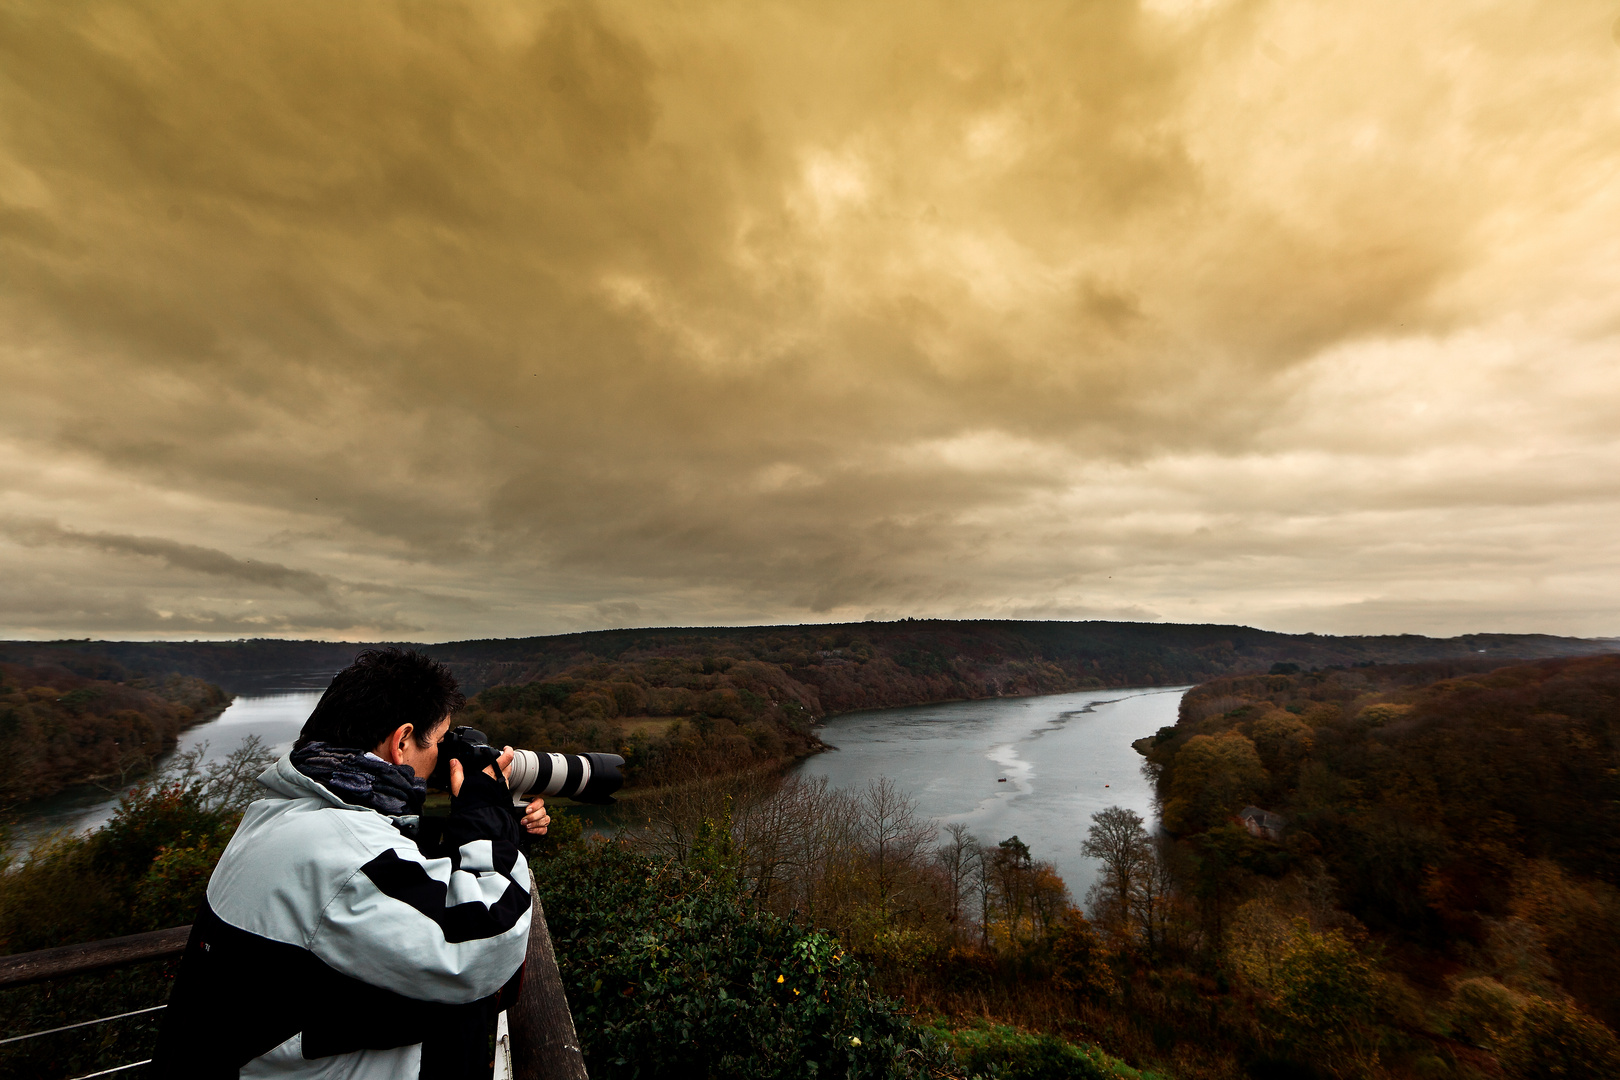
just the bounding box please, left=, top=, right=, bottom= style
left=2, top=0, right=1619, bottom=642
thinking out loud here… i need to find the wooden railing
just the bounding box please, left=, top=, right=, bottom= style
left=0, top=876, right=584, bottom=1080
left=0, top=926, right=192, bottom=990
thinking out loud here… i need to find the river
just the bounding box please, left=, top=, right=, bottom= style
left=8, top=680, right=1186, bottom=902
left=794, top=686, right=1185, bottom=904
left=4, top=675, right=330, bottom=857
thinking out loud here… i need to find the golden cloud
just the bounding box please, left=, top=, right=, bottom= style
left=1, top=0, right=1617, bottom=639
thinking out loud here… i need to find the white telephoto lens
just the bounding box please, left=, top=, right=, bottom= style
left=539, top=753, right=592, bottom=798
left=507, top=749, right=541, bottom=805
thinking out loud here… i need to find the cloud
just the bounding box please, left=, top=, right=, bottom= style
left=1, top=518, right=339, bottom=600
left=0, top=0, right=1617, bottom=639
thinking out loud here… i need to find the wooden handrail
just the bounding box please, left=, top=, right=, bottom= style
left=508, top=882, right=588, bottom=1080
left=0, top=890, right=587, bottom=1078
left=0, top=926, right=190, bottom=989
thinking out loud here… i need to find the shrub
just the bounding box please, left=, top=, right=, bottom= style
left=1447, top=977, right=1522, bottom=1048
left=0, top=739, right=271, bottom=1079
left=926, top=1020, right=1153, bottom=1080
left=532, top=841, right=954, bottom=1079
left=1498, top=996, right=1620, bottom=1080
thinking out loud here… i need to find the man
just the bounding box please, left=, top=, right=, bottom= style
left=155, top=648, right=551, bottom=1079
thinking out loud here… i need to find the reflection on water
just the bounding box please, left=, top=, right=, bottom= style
left=794, top=686, right=1186, bottom=904
left=4, top=683, right=326, bottom=857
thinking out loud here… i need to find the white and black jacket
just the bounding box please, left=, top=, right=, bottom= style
left=154, top=753, right=531, bottom=1079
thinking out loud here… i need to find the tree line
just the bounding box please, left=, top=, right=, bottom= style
left=0, top=662, right=229, bottom=805
left=7, top=619, right=1610, bottom=698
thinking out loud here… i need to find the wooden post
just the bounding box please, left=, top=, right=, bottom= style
left=509, top=876, right=588, bottom=1080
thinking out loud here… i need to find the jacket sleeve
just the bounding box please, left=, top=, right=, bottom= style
left=308, top=772, right=532, bottom=1004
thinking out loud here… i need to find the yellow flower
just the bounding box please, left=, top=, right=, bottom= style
left=793, top=989, right=800, bottom=995
left=849, top=1037, right=862, bottom=1047
left=776, top=975, right=784, bottom=983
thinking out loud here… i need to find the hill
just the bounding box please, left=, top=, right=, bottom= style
left=5, top=622, right=1611, bottom=792
left=1, top=620, right=1612, bottom=698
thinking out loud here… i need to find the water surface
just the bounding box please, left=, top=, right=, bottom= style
left=5, top=680, right=325, bottom=856
left=8, top=677, right=1187, bottom=902
left=794, top=686, right=1185, bottom=904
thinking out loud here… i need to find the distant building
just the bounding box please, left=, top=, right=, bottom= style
left=1239, top=805, right=1286, bottom=841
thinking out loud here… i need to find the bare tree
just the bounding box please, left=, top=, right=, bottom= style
left=854, top=777, right=934, bottom=922
left=734, top=774, right=802, bottom=905
left=935, top=822, right=980, bottom=942
left=1080, top=806, right=1151, bottom=934
left=735, top=773, right=856, bottom=920
left=624, top=772, right=737, bottom=864
left=974, top=838, right=994, bottom=950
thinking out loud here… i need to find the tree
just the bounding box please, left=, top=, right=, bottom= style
left=974, top=835, right=995, bottom=950
left=1130, top=834, right=1179, bottom=954
left=1027, top=862, right=1072, bottom=940
left=934, top=822, right=981, bottom=943
left=988, top=837, right=1033, bottom=946
left=1080, top=806, right=1150, bottom=934
left=1162, top=731, right=1268, bottom=834
left=1500, top=996, right=1620, bottom=1080
left=1271, top=924, right=1382, bottom=1077
left=1051, top=909, right=1117, bottom=1000
left=855, top=777, right=934, bottom=922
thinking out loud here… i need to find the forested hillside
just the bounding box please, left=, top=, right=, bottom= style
left=0, top=663, right=228, bottom=805
left=448, top=624, right=1612, bottom=788
left=2, top=620, right=1611, bottom=696
left=1131, top=655, right=1620, bottom=1074
left=7, top=623, right=1612, bottom=796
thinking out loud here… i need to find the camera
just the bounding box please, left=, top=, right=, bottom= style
left=428, top=726, right=625, bottom=805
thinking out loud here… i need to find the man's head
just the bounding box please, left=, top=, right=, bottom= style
left=297, top=648, right=465, bottom=773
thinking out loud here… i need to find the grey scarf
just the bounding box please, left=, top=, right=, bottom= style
left=290, top=741, right=427, bottom=816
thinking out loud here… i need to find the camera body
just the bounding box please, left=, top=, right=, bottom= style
left=427, top=726, right=624, bottom=805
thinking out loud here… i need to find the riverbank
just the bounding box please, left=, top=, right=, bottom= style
left=2, top=684, right=324, bottom=859
left=0, top=663, right=230, bottom=812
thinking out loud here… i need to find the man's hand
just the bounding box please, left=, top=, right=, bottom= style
left=448, top=746, right=516, bottom=797
left=521, top=797, right=550, bottom=836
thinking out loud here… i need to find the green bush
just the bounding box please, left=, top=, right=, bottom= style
left=925, top=1020, right=1155, bottom=1080
left=533, top=841, right=955, bottom=1079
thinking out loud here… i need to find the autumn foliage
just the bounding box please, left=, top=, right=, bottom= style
left=0, top=662, right=229, bottom=805
left=1135, top=655, right=1620, bottom=1078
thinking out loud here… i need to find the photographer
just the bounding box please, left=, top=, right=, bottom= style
left=155, top=648, right=551, bottom=1079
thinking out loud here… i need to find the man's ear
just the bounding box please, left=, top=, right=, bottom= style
left=376, top=722, right=415, bottom=765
